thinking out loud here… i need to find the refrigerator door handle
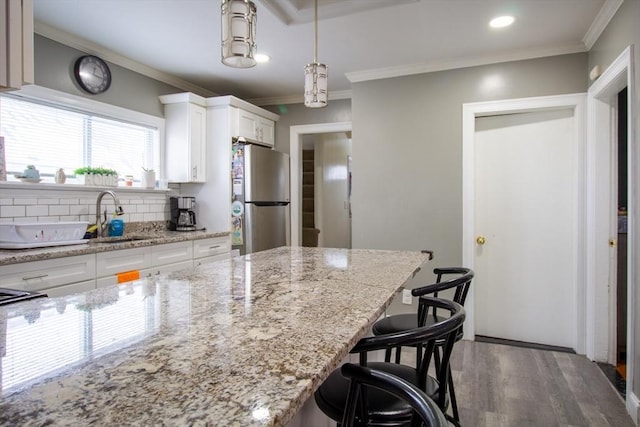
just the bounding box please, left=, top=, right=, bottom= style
left=252, top=202, right=289, bottom=207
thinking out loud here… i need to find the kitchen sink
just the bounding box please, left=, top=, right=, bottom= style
left=0, top=222, right=89, bottom=249
left=89, top=236, right=150, bottom=244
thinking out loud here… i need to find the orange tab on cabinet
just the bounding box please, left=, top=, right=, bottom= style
left=117, top=270, right=140, bottom=283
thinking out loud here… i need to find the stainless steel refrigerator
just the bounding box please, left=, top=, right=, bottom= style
left=231, top=142, right=290, bottom=254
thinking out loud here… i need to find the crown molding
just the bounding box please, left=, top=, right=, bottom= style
left=248, top=89, right=352, bottom=106
left=582, top=0, right=624, bottom=50
left=346, top=43, right=587, bottom=83
left=34, top=22, right=218, bottom=98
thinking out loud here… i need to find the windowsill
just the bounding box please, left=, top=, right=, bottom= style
left=0, top=181, right=172, bottom=192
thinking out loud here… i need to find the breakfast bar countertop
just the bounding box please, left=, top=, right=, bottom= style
left=0, top=246, right=429, bottom=426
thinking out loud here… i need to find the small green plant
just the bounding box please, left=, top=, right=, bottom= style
left=74, top=166, right=118, bottom=176
left=142, top=166, right=154, bottom=172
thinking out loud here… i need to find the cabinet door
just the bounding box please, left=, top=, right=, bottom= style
left=164, top=101, right=207, bottom=183
left=188, top=103, right=207, bottom=182
left=0, top=0, right=34, bottom=91
left=0, top=254, right=95, bottom=292
left=96, top=247, right=152, bottom=278
left=257, top=117, right=275, bottom=147
left=236, top=108, right=259, bottom=140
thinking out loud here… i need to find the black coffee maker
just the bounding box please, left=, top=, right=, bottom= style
left=169, top=196, right=197, bottom=231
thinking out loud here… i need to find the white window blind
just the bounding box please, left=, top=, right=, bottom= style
left=0, top=95, right=158, bottom=181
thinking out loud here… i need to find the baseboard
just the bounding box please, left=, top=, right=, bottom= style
left=475, top=335, right=575, bottom=354
left=627, top=390, right=639, bottom=425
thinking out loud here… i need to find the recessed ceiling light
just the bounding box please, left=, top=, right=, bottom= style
left=255, top=53, right=270, bottom=63
left=489, top=15, right=515, bottom=28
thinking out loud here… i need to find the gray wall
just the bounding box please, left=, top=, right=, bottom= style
left=587, top=0, right=640, bottom=405
left=263, top=99, right=352, bottom=154
left=34, top=35, right=184, bottom=117
left=588, top=0, right=639, bottom=82
left=350, top=54, right=587, bottom=269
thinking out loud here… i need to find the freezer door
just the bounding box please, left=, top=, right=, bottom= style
left=245, top=144, right=290, bottom=202
left=244, top=204, right=288, bottom=254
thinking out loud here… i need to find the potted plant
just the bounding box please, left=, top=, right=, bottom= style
left=74, top=166, right=118, bottom=187
left=141, top=167, right=156, bottom=189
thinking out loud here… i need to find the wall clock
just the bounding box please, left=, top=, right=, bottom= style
left=74, top=55, right=112, bottom=94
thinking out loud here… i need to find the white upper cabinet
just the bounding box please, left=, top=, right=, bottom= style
left=207, top=95, right=278, bottom=148
left=0, top=0, right=34, bottom=91
left=234, top=107, right=275, bottom=147
left=160, top=92, right=207, bottom=183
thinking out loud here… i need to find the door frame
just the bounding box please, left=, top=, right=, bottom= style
left=462, top=93, right=587, bottom=354
left=289, top=121, right=352, bottom=246
left=586, top=46, right=636, bottom=419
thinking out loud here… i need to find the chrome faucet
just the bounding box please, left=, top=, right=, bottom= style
left=95, top=190, right=124, bottom=237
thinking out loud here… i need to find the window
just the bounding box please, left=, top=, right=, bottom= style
left=0, top=88, right=160, bottom=183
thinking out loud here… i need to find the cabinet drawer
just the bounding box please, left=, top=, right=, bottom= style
left=96, top=247, right=152, bottom=278
left=151, top=241, right=193, bottom=267
left=193, top=236, right=231, bottom=259
left=0, top=254, right=95, bottom=292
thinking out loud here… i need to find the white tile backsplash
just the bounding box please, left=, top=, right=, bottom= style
left=0, top=185, right=173, bottom=225
left=26, top=205, right=49, bottom=217
left=13, top=198, right=38, bottom=205
left=1, top=205, right=26, bottom=217
left=49, top=205, right=70, bottom=216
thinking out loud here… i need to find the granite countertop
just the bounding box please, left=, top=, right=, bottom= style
left=0, top=246, right=429, bottom=426
left=0, top=228, right=230, bottom=266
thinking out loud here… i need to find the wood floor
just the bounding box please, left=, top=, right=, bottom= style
left=288, top=340, right=635, bottom=426
left=450, top=340, right=634, bottom=426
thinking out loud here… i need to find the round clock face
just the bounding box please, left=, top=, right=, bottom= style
left=74, top=55, right=112, bottom=94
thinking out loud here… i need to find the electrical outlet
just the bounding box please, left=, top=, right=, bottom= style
left=402, top=289, right=412, bottom=305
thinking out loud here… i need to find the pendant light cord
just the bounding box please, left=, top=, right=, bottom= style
left=314, top=0, right=318, bottom=63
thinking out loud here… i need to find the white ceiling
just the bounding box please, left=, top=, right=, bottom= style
left=33, top=0, right=618, bottom=106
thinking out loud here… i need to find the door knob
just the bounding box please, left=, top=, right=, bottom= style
left=476, top=236, right=486, bottom=245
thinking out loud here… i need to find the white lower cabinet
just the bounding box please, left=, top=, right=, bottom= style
left=3, top=236, right=232, bottom=297
left=0, top=254, right=95, bottom=294
left=96, top=242, right=194, bottom=286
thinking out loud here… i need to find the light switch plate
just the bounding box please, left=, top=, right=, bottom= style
left=402, top=289, right=412, bottom=305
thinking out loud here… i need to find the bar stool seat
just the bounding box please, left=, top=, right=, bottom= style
left=339, top=363, right=448, bottom=427
left=316, top=361, right=445, bottom=422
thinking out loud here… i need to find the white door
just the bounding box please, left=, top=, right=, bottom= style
left=474, top=108, right=577, bottom=349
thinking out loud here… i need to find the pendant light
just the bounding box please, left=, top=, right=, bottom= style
left=304, top=0, right=328, bottom=108
left=221, top=0, right=257, bottom=68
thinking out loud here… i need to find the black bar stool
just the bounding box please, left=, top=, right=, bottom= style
left=315, top=297, right=465, bottom=427
left=371, top=267, right=474, bottom=425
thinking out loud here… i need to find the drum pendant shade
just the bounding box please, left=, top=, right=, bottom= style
left=221, top=0, right=257, bottom=68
